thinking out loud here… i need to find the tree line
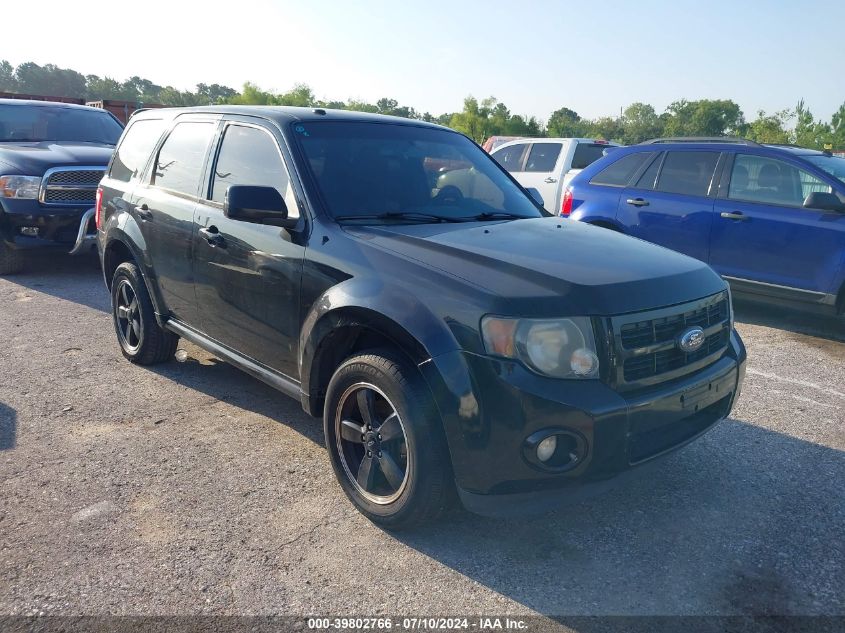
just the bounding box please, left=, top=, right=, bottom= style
left=1, top=60, right=843, bottom=150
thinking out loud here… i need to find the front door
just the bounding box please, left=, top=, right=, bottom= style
left=617, top=150, right=721, bottom=262
left=192, top=120, right=305, bottom=379
left=131, top=118, right=217, bottom=324
left=710, top=152, right=845, bottom=295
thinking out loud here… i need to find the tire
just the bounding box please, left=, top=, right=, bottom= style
left=0, top=241, right=24, bottom=275
left=324, top=350, right=454, bottom=529
left=111, top=261, right=178, bottom=365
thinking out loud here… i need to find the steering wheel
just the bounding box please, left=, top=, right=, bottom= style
left=435, top=185, right=464, bottom=206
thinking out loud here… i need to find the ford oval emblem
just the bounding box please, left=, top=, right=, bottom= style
left=678, top=326, right=705, bottom=353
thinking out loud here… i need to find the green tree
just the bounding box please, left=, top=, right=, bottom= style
left=620, top=102, right=662, bottom=144
left=793, top=99, right=832, bottom=149
left=587, top=116, right=624, bottom=141
left=0, top=60, right=16, bottom=91
left=196, top=83, right=236, bottom=104
left=547, top=107, right=586, bottom=137
left=448, top=96, right=496, bottom=142
left=745, top=109, right=792, bottom=144
left=828, top=102, right=845, bottom=150
left=664, top=99, right=744, bottom=137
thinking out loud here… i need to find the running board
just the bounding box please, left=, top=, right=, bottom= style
left=164, top=320, right=302, bottom=401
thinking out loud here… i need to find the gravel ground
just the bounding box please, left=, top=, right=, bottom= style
left=0, top=253, right=843, bottom=621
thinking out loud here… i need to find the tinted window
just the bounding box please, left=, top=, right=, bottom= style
left=729, top=154, right=831, bottom=207
left=655, top=151, right=719, bottom=196
left=293, top=121, right=543, bottom=221
left=572, top=143, right=617, bottom=170
left=152, top=122, right=215, bottom=196
left=635, top=153, right=663, bottom=189
left=492, top=143, right=527, bottom=172
left=590, top=152, right=651, bottom=187
left=109, top=119, right=166, bottom=182
left=210, top=125, right=299, bottom=217
left=0, top=104, right=123, bottom=144
left=524, top=143, right=562, bottom=172
left=805, top=155, right=845, bottom=186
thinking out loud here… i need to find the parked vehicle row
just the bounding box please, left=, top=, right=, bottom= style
left=96, top=106, right=746, bottom=528
left=0, top=99, right=123, bottom=274
left=490, top=137, right=620, bottom=213
left=564, top=138, right=845, bottom=317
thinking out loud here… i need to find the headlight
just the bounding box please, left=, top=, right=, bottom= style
left=0, top=175, right=42, bottom=199
left=481, top=316, right=600, bottom=379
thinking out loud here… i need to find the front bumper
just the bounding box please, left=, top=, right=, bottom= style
left=1, top=200, right=96, bottom=255
left=420, top=329, right=747, bottom=516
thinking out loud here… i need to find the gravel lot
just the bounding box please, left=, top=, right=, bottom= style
left=1, top=253, right=843, bottom=622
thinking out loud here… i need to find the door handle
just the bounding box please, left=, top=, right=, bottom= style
left=134, top=204, right=152, bottom=221
left=720, top=211, right=749, bottom=221
left=544, top=177, right=558, bottom=184
left=626, top=198, right=649, bottom=207
left=199, top=225, right=225, bottom=247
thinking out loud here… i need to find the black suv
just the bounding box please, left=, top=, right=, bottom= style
left=0, top=99, right=123, bottom=274
left=97, top=107, right=747, bottom=528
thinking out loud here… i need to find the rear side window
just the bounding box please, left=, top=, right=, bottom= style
left=109, top=119, right=166, bottom=183
left=524, top=143, right=562, bottom=172
left=210, top=124, right=299, bottom=217
left=655, top=151, right=720, bottom=197
left=152, top=121, right=216, bottom=196
left=492, top=143, right=528, bottom=173
left=572, top=143, right=616, bottom=170
left=590, top=152, right=652, bottom=187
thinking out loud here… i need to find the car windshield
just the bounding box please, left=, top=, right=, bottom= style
left=804, top=154, right=845, bottom=186
left=293, top=121, right=544, bottom=223
left=0, top=104, right=123, bottom=145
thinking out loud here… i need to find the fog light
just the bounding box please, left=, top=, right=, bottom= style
left=20, top=226, right=39, bottom=237
left=570, top=347, right=599, bottom=377
left=536, top=435, right=557, bottom=462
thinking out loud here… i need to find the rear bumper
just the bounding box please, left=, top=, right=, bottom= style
left=421, top=330, right=746, bottom=516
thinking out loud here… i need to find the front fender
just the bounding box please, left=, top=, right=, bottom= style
left=298, top=276, right=462, bottom=411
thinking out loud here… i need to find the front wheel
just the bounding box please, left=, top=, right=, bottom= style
left=0, top=241, right=24, bottom=275
left=324, top=351, right=454, bottom=529
left=111, top=261, right=178, bottom=365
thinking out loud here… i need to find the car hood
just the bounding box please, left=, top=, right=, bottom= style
left=0, top=141, right=113, bottom=174
left=344, top=217, right=726, bottom=316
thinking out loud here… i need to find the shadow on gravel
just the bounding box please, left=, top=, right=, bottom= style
left=734, top=298, right=844, bottom=343
left=0, top=401, right=16, bottom=450
left=392, top=419, right=845, bottom=618
left=146, top=355, right=324, bottom=445
left=4, top=250, right=108, bottom=313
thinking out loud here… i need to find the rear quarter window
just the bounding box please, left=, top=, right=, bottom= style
left=589, top=152, right=653, bottom=187
left=109, top=119, right=166, bottom=183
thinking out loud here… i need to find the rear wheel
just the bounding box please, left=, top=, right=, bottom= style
left=0, top=242, right=24, bottom=275
left=324, top=351, right=454, bottom=529
left=111, top=261, right=178, bottom=364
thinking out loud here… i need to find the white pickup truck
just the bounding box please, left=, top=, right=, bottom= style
left=491, top=138, right=621, bottom=214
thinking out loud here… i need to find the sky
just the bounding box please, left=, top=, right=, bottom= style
left=5, top=0, right=845, bottom=123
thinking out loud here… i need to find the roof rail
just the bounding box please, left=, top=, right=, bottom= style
left=640, top=136, right=761, bottom=146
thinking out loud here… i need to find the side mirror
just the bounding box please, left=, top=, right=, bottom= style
left=803, top=191, right=845, bottom=212
left=525, top=187, right=544, bottom=207
left=224, top=185, right=295, bottom=227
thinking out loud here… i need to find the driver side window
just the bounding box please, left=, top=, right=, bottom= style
left=729, top=154, right=831, bottom=208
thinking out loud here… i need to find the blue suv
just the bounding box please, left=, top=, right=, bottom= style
left=564, top=138, right=845, bottom=317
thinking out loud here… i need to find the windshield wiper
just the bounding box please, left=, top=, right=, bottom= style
left=466, top=211, right=528, bottom=221
left=335, top=211, right=463, bottom=223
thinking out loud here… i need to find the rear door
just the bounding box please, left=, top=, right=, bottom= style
left=130, top=116, right=218, bottom=325
left=192, top=118, right=305, bottom=379
left=513, top=141, right=565, bottom=210
left=617, top=150, right=722, bottom=262
left=710, top=152, right=845, bottom=296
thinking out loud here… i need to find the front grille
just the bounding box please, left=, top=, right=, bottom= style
left=610, top=292, right=730, bottom=388
left=40, top=167, right=105, bottom=206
